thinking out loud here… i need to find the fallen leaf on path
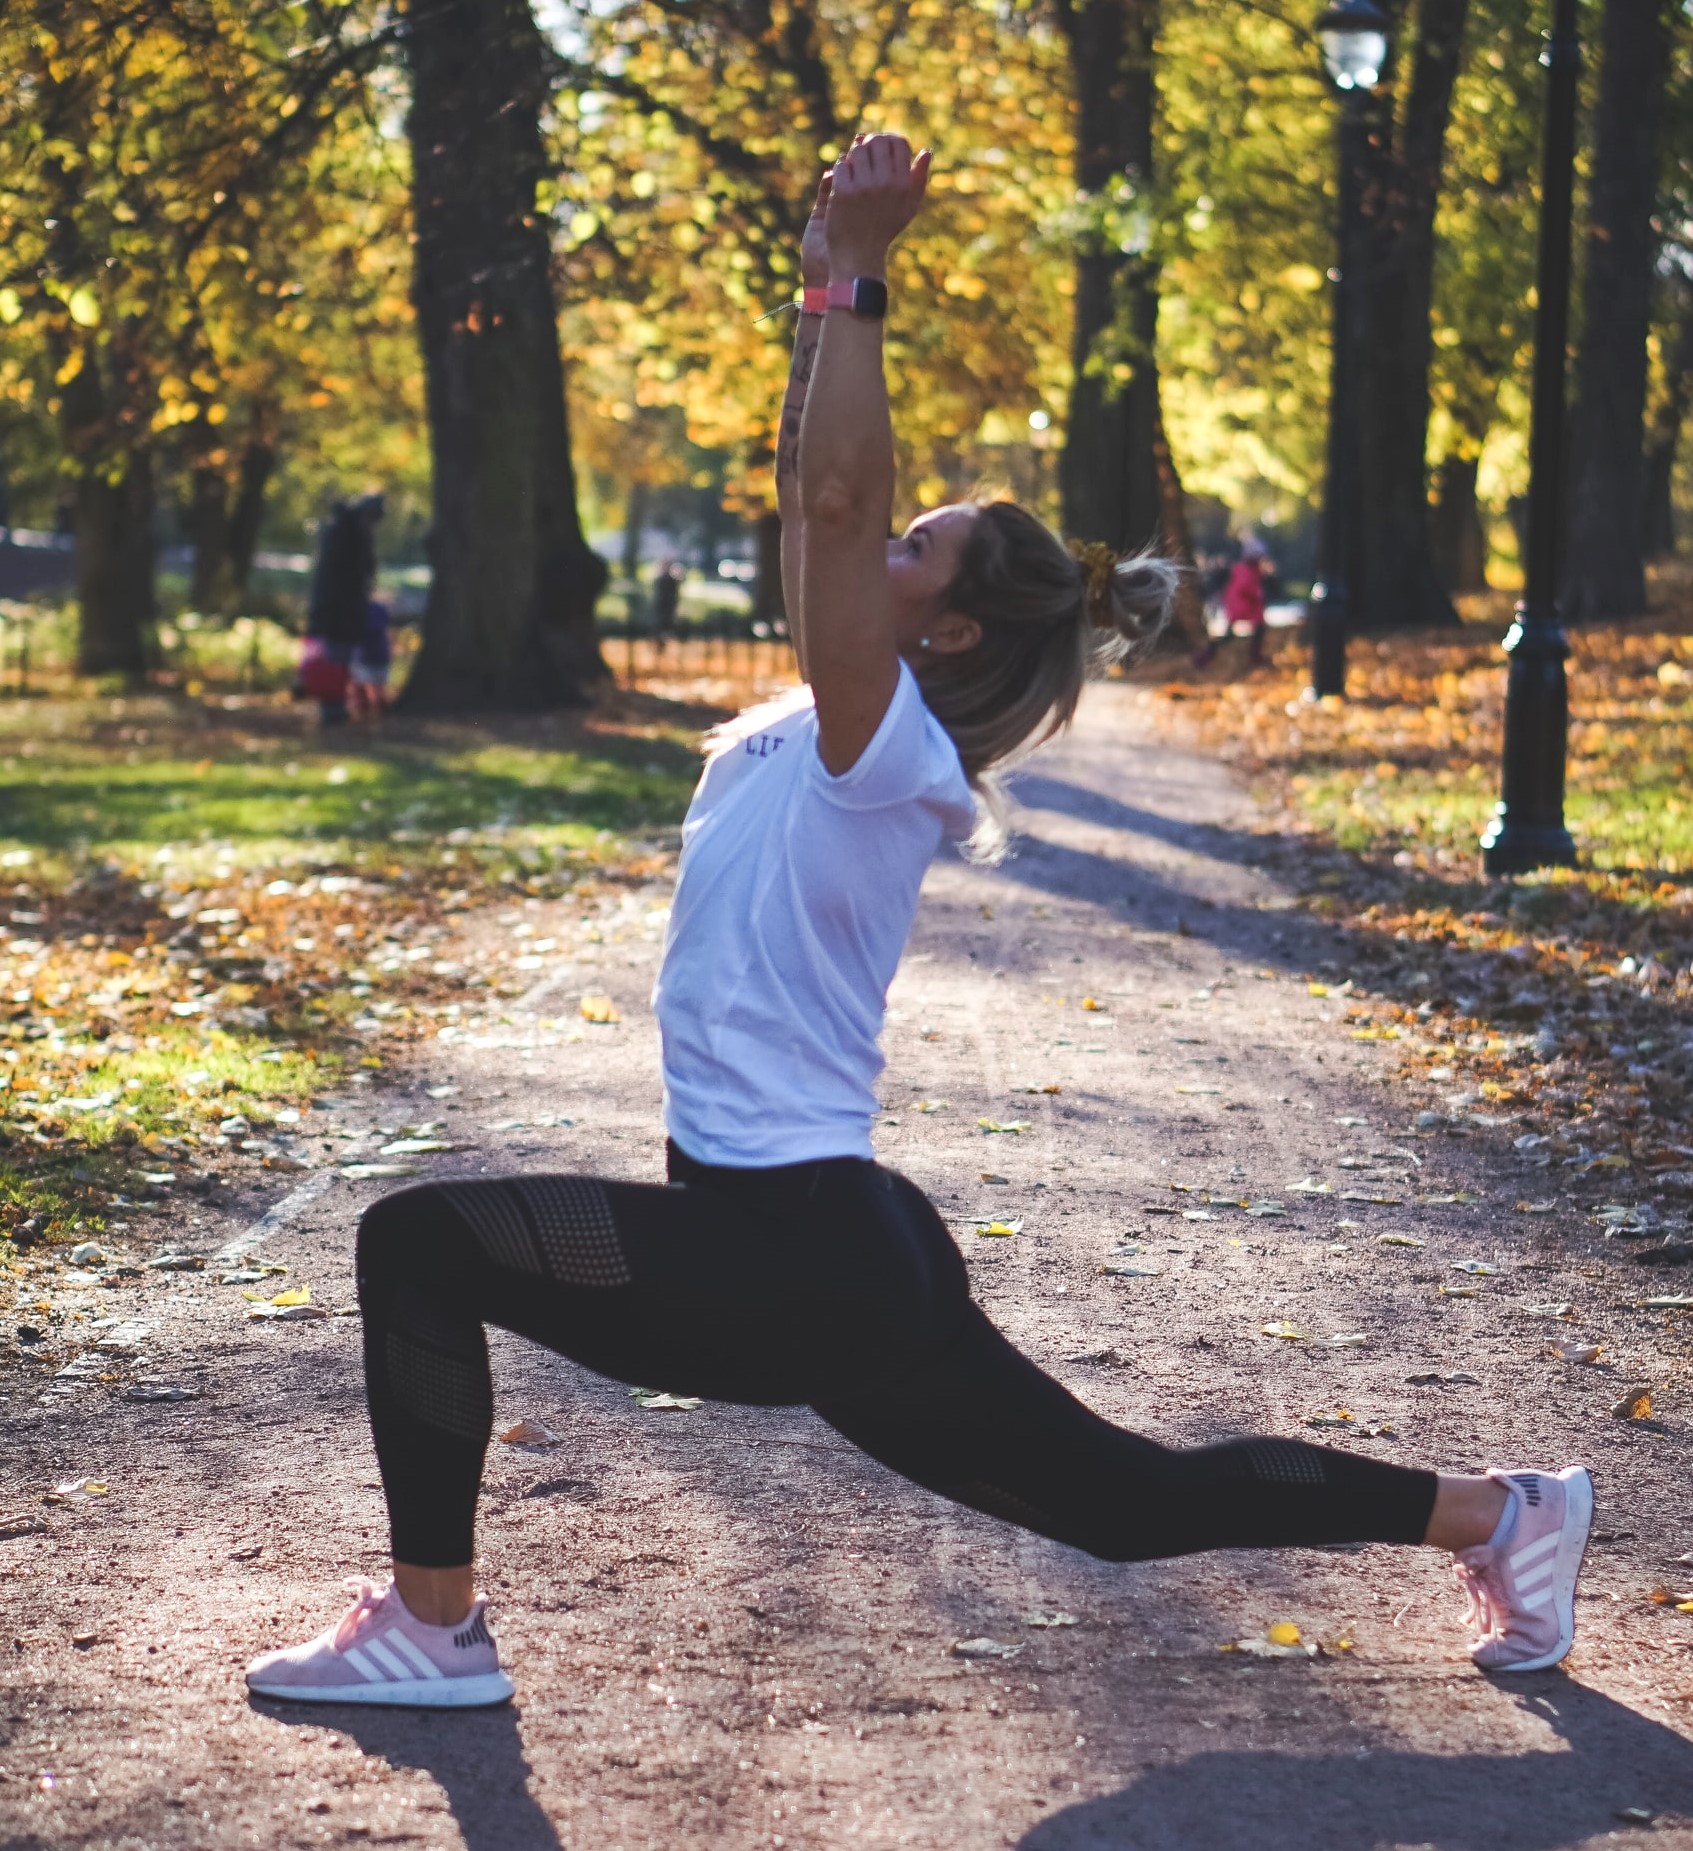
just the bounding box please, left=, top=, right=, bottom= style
left=1100, top=1262, right=1162, bottom=1277
left=1548, top=1343, right=1603, bottom=1365
left=980, top=1172, right=1009, bottom=1185
left=379, top=1137, right=456, bottom=1156
left=579, top=994, right=621, bottom=1024
left=340, top=1162, right=422, bottom=1180
left=1526, top=1302, right=1576, bottom=1318
left=1175, top=1084, right=1222, bottom=1096
left=1452, top=1260, right=1499, bottom=1276
left=1378, top=1234, right=1424, bottom=1248
left=125, top=1384, right=201, bottom=1402
left=1405, top=1370, right=1481, bottom=1386
left=1223, top=1622, right=1318, bottom=1659
left=44, top=1479, right=108, bottom=1504
left=1018, top=1083, right=1062, bottom=1095
left=973, top=1218, right=1023, bottom=1238
left=1611, top=1387, right=1654, bottom=1421
left=1262, top=1321, right=1305, bottom=1341
left=1341, top=1191, right=1403, bottom=1206
left=246, top=1295, right=329, bottom=1325
left=1307, top=1410, right=1394, bottom=1435
left=1644, top=1295, right=1693, bottom=1309
left=977, top=1120, right=1031, bottom=1135
left=0, top=1513, right=48, bottom=1539
left=498, top=1420, right=559, bottom=1445
left=914, top=1099, right=952, bottom=1113
left=1081, top=997, right=1106, bottom=1012
left=1314, top=1332, right=1369, bottom=1348
left=1290, top=1177, right=1332, bottom=1195
left=951, top=1637, right=1023, bottom=1660
left=242, top=1285, right=310, bottom=1307
left=1517, top=1201, right=1558, bottom=1215
left=1245, top=1201, right=1287, bottom=1217
left=146, top=1253, right=205, bottom=1271
left=1023, top=1612, right=1079, bottom=1628
left=1440, top=1284, right=1484, bottom=1298
left=629, top=1389, right=702, bottom=1411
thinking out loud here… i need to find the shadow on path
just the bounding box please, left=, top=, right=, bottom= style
left=257, top=1699, right=564, bottom=1851
left=1020, top=1681, right=1693, bottom=1850
left=1007, top=771, right=1276, bottom=873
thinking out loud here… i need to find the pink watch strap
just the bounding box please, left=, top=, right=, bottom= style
left=800, top=285, right=828, bottom=317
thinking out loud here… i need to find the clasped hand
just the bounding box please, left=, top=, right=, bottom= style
left=802, top=132, right=932, bottom=285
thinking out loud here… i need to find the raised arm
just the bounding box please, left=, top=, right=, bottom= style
left=774, top=173, right=832, bottom=683
left=797, top=134, right=930, bottom=775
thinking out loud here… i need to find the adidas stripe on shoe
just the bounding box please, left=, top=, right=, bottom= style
left=246, top=1577, right=515, bottom=1708
left=1453, top=1466, right=1593, bottom=1673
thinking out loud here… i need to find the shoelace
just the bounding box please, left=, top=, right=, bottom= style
left=1452, top=1551, right=1504, bottom=1645
left=332, top=1576, right=387, bottom=1652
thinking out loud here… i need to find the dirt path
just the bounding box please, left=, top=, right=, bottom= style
left=7, top=682, right=1693, bottom=1851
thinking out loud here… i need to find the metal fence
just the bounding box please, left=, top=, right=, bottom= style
left=610, top=616, right=799, bottom=705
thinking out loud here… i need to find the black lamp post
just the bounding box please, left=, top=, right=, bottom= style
left=1480, top=0, right=1579, bottom=875
left=1306, top=0, right=1389, bottom=701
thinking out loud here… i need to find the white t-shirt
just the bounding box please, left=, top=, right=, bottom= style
left=653, top=661, right=977, bottom=1167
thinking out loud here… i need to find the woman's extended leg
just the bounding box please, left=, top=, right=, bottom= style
left=808, top=1171, right=1590, bottom=1672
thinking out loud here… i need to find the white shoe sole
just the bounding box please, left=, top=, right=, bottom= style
left=247, top=1669, right=515, bottom=1708
left=1487, top=1465, right=1593, bottom=1674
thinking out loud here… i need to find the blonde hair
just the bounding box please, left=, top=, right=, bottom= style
left=916, top=499, right=1180, bottom=856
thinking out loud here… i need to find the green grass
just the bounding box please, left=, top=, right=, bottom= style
left=0, top=683, right=701, bottom=1263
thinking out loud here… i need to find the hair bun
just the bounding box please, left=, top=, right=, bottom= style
left=1104, top=550, right=1181, bottom=646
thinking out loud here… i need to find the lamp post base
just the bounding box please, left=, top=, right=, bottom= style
left=1306, top=578, right=1347, bottom=699
left=1479, top=809, right=1577, bottom=877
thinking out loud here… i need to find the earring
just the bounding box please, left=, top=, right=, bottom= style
left=919, top=637, right=931, bottom=650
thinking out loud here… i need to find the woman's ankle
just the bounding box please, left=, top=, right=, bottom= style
left=1423, top=1472, right=1510, bottom=1553
left=392, top=1560, right=477, bottom=1628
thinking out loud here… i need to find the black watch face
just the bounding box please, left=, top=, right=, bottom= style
left=851, top=277, right=889, bottom=319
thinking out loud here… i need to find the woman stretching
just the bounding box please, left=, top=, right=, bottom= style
left=248, top=137, right=1591, bottom=1708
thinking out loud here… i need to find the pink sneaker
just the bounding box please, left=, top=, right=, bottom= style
left=246, top=1578, right=515, bottom=1708
left=1452, top=1466, right=1593, bottom=1672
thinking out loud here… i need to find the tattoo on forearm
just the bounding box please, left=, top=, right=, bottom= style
left=776, top=326, right=820, bottom=489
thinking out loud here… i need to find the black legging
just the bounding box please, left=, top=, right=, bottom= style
left=356, top=1144, right=1437, bottom=1568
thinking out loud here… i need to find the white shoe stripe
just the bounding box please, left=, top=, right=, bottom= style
left=1509, top=1532, right=1560, bottom=1570
left=386, top=1632, right=445, bottom=1680
left=341, top=1644, right=389, bottom=1683
left=1514, top=1562, right=1556, bottom=1591
left=1518, top=1587, right=1554, bottom=1611
left=363, top=1638, right=415, bottom=1682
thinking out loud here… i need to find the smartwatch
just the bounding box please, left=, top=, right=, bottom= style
left=801, top=277, right=889, bottom=320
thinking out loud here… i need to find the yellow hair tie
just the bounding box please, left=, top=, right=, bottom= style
left=1065, top=537, right=1118, bottom=624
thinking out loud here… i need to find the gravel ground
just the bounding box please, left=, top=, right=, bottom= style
left=6, top=681, right=1693, bottom=1850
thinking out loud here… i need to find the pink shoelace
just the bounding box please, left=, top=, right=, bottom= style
left=332, top=1576, right=388, bottom=1652
left=1452, top=1549, right=1505, bottom=1646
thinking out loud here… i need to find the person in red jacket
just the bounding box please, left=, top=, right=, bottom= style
left=1193, top=533, right=1271, bottom=670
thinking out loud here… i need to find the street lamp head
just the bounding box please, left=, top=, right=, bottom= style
left=1316, top=0, right=1390, bottom=91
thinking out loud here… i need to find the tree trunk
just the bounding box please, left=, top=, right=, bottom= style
left=1642, top=277, right=1693, bottom=560
left=59, top=339, right=154, bottom=678
left=1055, top=0, right=1186, bottom=565
left=1430, top=452, right=1488, bottom=593
left=622, top=478, right=648, bottom=585
left=1349, top=0, right=1468, bottom=631
left=751, top=510, right=785, bottom=629
left=1563, top=0, right=1674, bottom=621
left=398, top=0, right=608, bottom=713
left=187, top=463, right=236, bottom=613
left=228, top=440, right=273, bottom=597
left=74, top=453, right=155, bottom=678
